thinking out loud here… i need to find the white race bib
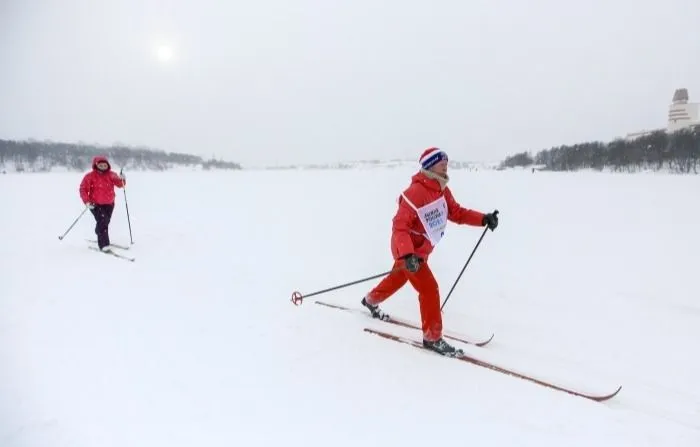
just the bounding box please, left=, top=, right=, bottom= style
left=401, top=193, right=448, bottom=246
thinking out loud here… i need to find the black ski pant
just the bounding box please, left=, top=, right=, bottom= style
left=90, top=203, right=115, bottom=249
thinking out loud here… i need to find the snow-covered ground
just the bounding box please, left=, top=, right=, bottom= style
left=1, top=168, right=699, bottom=446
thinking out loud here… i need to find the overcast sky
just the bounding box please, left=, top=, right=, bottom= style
left=1, top=0, right=699, bottom=167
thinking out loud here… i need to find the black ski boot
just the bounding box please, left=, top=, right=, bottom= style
left=423, top=338, right=464, bottom=357
left=361, top=297, right=390, bottom=321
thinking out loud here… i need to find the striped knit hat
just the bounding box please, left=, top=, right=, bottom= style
left=419, top=147, right=448, bottom=170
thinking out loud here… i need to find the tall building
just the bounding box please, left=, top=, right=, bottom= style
left=625, top=88, right=700, bottom=140
left=667, top=88, right=700, bottom=132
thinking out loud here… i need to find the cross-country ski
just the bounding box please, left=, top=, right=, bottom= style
left=364, top=327, right=622, bottom=402
left=87, top=245, right=135, bottom=262
left=86, top=239, right=131, bottom=250
left=315, top=300, right=494, bottom=347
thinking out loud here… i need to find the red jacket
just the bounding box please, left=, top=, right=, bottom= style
left=79, top=156, right=126, bottom=205
left=391, top=171, right=485, bottom=260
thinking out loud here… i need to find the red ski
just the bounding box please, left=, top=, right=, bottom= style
left=315, top=300, right=494, bottom=347
left=364, top=327, right=622, bottom=403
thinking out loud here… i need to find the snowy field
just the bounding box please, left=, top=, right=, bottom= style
left=1, top=167, right=699, bottom=446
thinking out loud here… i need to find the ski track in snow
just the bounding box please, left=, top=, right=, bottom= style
left=1, top=168, right=699, bottom=447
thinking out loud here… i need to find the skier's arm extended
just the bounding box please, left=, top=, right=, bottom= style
left=445, top=188, right=484, bottom=226
left=110, top=171, right=126, bottom=188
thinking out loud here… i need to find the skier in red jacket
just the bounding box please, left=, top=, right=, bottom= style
left=361, top=147, right=498, bottom=356
left=79, top=155, right=126, bottom=251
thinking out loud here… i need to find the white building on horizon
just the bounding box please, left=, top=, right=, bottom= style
left=625, top=88, right=700, bottom=140
left=667, top=88, right=700, bottom=132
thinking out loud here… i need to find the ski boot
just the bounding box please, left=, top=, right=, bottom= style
left=361, top=297, right=390, bottom=321
left=423, top=338, right=464, bottom=357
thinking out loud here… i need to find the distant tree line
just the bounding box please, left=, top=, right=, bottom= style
left=499, top=125, right=700, bottom=173
left=0, top=139, right=242, bottom=173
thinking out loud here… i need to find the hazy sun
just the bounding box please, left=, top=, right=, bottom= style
left=155, top=44, right=174, bottom=63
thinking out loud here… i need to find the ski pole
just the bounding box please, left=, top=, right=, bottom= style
left=120, top=168, right=133, bottom=244
left=291, top=267, right=404, bottom=306
left=58, top=206, right=89, bottom=240
left=440, top=210, right=498, bottom=311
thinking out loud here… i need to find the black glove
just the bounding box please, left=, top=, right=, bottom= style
left=403, top=254, right=422, bottom=273
left=482, top=211, right=499, bottom=231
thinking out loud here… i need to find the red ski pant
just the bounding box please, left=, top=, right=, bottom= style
left=366, top=259, right=442, bottom=342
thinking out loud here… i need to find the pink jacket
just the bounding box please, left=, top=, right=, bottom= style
left=79, top=156, right=125, bottom=205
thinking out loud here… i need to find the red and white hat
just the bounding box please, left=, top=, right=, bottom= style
left=419, top=147, right=448, bottom=170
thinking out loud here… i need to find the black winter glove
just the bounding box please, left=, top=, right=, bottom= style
left=403, top=254, right=422, bottom=273
left=482, top=210, right=499, bottom=231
